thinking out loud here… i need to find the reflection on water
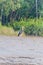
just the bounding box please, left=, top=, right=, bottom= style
left=0, top=36, right=43, bottom=65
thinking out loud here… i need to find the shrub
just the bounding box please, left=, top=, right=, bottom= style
left=11, top=18, right=43, bottom=36
left=13, top=22, right=22, bottom=31
left=24, top=19, right=43, bottom=36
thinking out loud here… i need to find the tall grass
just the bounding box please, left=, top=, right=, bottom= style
left=0, top=22, right=17, bottom=36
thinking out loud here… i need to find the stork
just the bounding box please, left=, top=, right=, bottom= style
left=18, top=26, right=24, bottom=36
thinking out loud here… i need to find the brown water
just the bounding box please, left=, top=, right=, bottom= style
left=0, top=35, right=43, bottom=65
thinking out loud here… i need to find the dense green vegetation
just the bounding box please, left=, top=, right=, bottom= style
left=0, top=0, right=43, bottom=23
left=0, top=18, right=43, bottom=36
left=12, top=18, right=43, bottom=36
left=0, top=0, right=43, bottom=36
left=24, top=19, right=43, bottom=36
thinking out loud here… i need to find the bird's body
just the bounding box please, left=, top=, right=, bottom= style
left=18, top=29, right=22, bottom=36
left=18, top=27, right=24, bottom=36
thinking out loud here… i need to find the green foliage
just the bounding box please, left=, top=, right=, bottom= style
left=0, top=0, right=43, bottom=22
left=13, top=22, right=22, bottom=31
left=24, top=19, right=43, bottom=36
left=0, top=18, right=43, bottom=37
left=11, top=18, right=43, bottom=36
left=0, top=0, right=43, bottom=37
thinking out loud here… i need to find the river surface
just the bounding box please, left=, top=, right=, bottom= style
left=0, top=35, right=43, bottom=65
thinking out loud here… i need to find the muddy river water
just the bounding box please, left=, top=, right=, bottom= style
left=0, top=35, right=43, bottom=65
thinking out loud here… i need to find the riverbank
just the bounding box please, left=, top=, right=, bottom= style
left=0, top=23, right=17, bottom=36
left=0, top=18, right=43, bottom=37
left=0, top=24, right=43, bottom=37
